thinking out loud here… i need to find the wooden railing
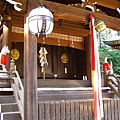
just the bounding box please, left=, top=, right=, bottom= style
left=107, top=74, right=120, bottom=97
left=11, top=70, right=24, bottom=120
left=38, top=98, right=120, bottom=120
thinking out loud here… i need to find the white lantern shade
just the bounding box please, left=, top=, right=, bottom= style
left=28, top=6, right=54, bottom=37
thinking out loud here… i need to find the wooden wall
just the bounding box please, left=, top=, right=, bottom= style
left=38, top=98, right=120, bottom=120
left=11, top=42, right=87, bottom=79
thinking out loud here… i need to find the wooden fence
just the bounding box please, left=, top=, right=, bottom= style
left=38, top=98, right=120, bottom=120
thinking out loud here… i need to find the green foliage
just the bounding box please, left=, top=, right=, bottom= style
left=99, top=46, right=120, bottom=75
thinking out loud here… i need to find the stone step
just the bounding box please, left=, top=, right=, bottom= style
left=0, top=103, right=19, bottom=113
left=1, top=112, right=21, bottom=120
left=0, top=95, right=16, bottom=104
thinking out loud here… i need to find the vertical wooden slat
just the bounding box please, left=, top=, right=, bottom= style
left=107, top=99, right=112, bottom=120
left=74, top=101, right=79, bottom=120
left=45, top=102, right=50, bottom=120
left=38, top=103, right=45, bottom=120
left=50, top=102, right=56, bottom=120
left=70, top=101, right=75, bottom=120
left=87, top=100, right=93, bottom=120
left=61, top=102, right=65, bottom=120
left=114, top=99, right=118, bottom=120
left=111, top=99, right=115, bottom=120
left=66, top=102, right=70, bottom=120
left=83, top=101, right=88, bottom=120
left=103, top=100, right=108, bottom=120
left=117, top=99, right=120, bottom=120
left=79, top=101, right=84, bottom=120
left=56, top=102, right=60, bottom=120
left=38, top=99, right=120, bottom=120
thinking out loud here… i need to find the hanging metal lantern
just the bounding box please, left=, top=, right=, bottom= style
left=94, top=20, right=106, bottom=32
left=28, top=4, right=54, bottom=37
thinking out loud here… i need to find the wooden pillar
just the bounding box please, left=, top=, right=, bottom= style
left=2, top=22, right=9, bottom=47
left=24, top=1, right=38, bottom=120
left=85, top=36, right=91, bottom=80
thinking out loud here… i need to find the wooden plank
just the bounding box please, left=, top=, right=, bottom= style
left=117, top=99, right=120, bottom=120
left=11, top=33, right=24, bottom=42
left=11, top=32, right=85, bottom=50
left=38, top=99, right=120, bottom=120
left=61, top=102, right=65, bottom=120
left=80, top=101, right=84, bottom=120
left=2, top=112, right=21, bottom=120
left=55, top=102, right=60, bottom=120
left=12, top=84, right=24, bottom=119
left=110, top=99, right=115, bottom=120
left=107, top=99, right=112, bottom=120
left=37, top=79, right=92, bottom=88
left=87, top=100, right=93, bottom=120
left=45, top=102, right=50, bottom=120
left=114, top=99, right=118, bottom=120
left=83, top=101, right=88, bottom=120
left=103, top=99, right=108, bottom=120
left=38, top=90, right=114, bottom=102
left=0, top=95, right=16, bottom=104
left=74, top=101, right=79, bottom=120
left=70, top=101, right=75, bottom=120
left=0, top=84, right=11, bottom=88
left=38, top=103, right=45, bottom=120
left=50, top=102, right=55, bottom=120
left=65, top=102, right=70, bottom=120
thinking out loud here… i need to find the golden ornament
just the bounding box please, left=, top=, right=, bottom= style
left=61, top=53, right=69, bottom=63
left=11, top=49, right=20, bottom=60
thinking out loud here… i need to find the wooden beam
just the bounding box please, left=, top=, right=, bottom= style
left=43, top=1, right=120, bottom=31
left=95, top=0, right=120, bottom=10
left=11, top=32, right=85, bottom=50
left=11, top=18, right=89, bottom=37
left=37, top=37, right=85, bottom=50
left=53, top=25, right=89, bottom=37
left=13, top=0, right=120, bottom=11
left=3, top=0, right=120, bottom=34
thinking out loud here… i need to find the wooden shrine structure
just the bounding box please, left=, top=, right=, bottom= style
left=0, top=0, right=120, bottom=120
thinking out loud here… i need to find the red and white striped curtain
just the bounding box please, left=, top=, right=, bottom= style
left=89, top=14, right=104, bottom=120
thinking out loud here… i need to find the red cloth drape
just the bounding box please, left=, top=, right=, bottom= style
left=89, top=14, right=104, bottom=120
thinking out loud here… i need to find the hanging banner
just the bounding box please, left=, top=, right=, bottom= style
left=89, top=14, right=104, bottom=120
